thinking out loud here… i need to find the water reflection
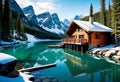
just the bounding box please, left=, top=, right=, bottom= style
left=33, top=48, right=120, bottom=82
left=1, top=42, right=120, bottom=82
left=62, top=49, right=120, bottom=82
left=34, top=48, right=65, bottom=66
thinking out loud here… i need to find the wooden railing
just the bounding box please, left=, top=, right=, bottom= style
left=62, top=38, right=88, bottom=44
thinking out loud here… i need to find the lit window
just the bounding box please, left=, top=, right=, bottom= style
left=79, top=35, right=84, bottom=39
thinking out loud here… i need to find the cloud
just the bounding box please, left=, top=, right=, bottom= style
left=16, top=0, right=57, bottom=15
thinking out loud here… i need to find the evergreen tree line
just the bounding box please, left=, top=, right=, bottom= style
left=0, top=0, right=27, bottom=42
left=81, top=0, right=120, bottom=45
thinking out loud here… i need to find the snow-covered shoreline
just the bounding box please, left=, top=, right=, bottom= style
left=0, top=53, right=34, bottom=82
left=88, top=44, right=120, bottom=62
left=0, top=33, right=61, bottom=47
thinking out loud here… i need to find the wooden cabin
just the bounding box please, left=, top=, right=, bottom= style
left=62, top=20, right=112, bottom=47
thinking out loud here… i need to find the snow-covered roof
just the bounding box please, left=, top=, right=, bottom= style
left=0, top=53, right=17, bottom=64
left=73, top=20, right=112, bottom=32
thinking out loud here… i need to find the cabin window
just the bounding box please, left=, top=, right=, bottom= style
left=95, top=34, right=100, bottom=39
left=79, top=35, right=84, bottom=39
left=78, top=28, right=83, bottom=32
left=71, top=35, right=76, bottom=38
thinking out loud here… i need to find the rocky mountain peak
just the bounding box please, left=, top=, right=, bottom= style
left=23, top=5, right=35, bottom=20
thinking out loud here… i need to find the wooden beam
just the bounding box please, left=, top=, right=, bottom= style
left=19, top=63, right=56, bottom=72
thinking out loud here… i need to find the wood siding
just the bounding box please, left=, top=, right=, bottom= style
left=90, top=32, right=111, bottom=45
left=72, top=27, right=89, bottom=42
left=64, top=21, right=112, bottom=45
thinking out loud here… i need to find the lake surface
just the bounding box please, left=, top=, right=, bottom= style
left=1, top=41, right=120, bottom=82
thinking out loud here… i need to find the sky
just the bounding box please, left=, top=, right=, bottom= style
left=16, top=0, right=111, bottom=21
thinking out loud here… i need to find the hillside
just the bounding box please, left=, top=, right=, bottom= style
left=10, top=0, right=68, bottom=39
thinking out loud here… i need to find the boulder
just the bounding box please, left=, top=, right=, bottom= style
left=112, top=55, right=120, bottom=60
left=104, top=50, right=116, bottom=58
left=117, top=51, right=120, bottom=56
left=92, top=49, right=100, bottom=54
left=0, top=53, right=19, bottom=77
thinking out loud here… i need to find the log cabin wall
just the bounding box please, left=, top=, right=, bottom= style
left=72, top=26, right=89, bottom=41
left=90, top=32, right=111, bottom=45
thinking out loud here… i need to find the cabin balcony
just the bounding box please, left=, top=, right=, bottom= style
left=62, top=38, right=88, bottom=45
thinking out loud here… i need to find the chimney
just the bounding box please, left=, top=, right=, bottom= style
left=89, top=16, right=94, bottom=24
left=89, top=3, right=94, bottom=24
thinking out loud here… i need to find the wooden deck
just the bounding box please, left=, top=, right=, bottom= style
left=62, top=38, right=88, bottom=45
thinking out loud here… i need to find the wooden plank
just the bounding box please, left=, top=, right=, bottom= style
left=19, top=63, right=56, bottom=72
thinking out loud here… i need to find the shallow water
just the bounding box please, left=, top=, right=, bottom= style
left=1, top=41, right=120, bottom=82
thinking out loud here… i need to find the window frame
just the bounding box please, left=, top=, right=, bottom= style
left=95, top=34, right=100, bottom=39
left=79, top=35, right=84, bottom=39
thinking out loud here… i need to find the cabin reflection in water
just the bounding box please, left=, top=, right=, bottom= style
left=63, top=49, right=120, bottom=82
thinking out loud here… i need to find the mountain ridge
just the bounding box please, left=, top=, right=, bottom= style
left=22, top=6, right=68, bottom=35
left=10, top=0, right=68, bottom=39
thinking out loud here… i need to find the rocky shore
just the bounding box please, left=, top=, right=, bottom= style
left=88, top=44, right=120, bottom=62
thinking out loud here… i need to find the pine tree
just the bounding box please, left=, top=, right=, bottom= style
left=100, top=0, right=107, bottom=25
left=112, top=0, right=120, bottom=46
left=111, top=0, right=116, bottom=28
left=90, top=3, right=93, bottom=17
left=20, top=21, right=27, bottom=40
left=0, top=0, right=2, bottom=15
left=1, top=0, right=11, bottom=41
left=116, top=0, right=120, bottom=38
left=16, top=14, right=21, bottom=40
left=0, top=0, right=2, bottom=27
left=0, top=0, right=3, bottom=42
left=9, top=10, right=14, bottom=39
left=108, top=1, right=111, bottom=27
left=89, top=3, right=93, bottom=24
left=16, top=14, right=27, bottom=40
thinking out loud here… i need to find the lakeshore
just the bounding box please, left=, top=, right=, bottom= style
left=1, top=41, right=120, bottom=82
left=88, top=44, right=120, bottom=62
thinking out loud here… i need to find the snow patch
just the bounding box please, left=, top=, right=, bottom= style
left=0, top=72, right=33, bottom=82
left=0, top=53, right=17, bottom=64
left=26, top=33, right=38, bottom=42
left=91, top=44, right=114, bottom=52
left=73, top=20, right=112, bottom=32
left=39, top=24, right=64, bottom=35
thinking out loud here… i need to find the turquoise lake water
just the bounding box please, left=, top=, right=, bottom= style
left=1, top=41, right=120, bottom=82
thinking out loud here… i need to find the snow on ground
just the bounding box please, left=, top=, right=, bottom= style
left=88, top=44, right=120, bottom=65
left=26, top=33, right=61, bottom=42
left=89, top=44, right=120, bottom=63
left=0, top=72, right=33, bottom=82
left=90, top=44, right=120, bottom=54
left=0, top=53, right=16, bottom=64
left=90, top=44, right=114, bottom=54
left=0, top=53, right=34, bottom=82
left=26, top=33, right=38, bottom=42
left=0, top=33, right=61, bottom=45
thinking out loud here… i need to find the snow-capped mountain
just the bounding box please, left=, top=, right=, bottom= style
left=23, top=5, right=35, bottom=20
left=63, top=19, right=71, bottom=26
left=74, top=15, right=81, bottom=20
left=22, top=6, right=68, bottom=35
left=10, top=0, right=68, bottom=38
left=22, top=5, right=39, bottom=28
left=63, top=15, right=82, bottom=26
